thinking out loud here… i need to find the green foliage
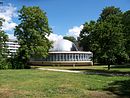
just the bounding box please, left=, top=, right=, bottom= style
left=9, top=55, right=30, bottom=69
left=79, top=21, right=96, bottom=51
left=95, top=20, right=127, bottom=64
left=14, top=6, right=52, bottom=66
left=63, top=36, right=77, bottom=43
left=122, top=10, right=130, bottom=60
left=0, top=18, right=8, bottom=57
left=63, top=36, right=78, bottom=48
left=0, top=57, right=11, bottom=69
left=98, top=6, right=122, bottom=21
left=0, top=18, right=11, bottom=69
left=79, top=6, right=129, bottom=66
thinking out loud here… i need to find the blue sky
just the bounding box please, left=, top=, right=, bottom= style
left=1, top=0, right=130, bottom=39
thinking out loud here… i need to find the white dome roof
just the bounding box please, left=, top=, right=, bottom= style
left=50, top=39, right=78, bottom=52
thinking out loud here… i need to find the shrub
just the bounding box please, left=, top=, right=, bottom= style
left=0, top=58, right=12, bottom=69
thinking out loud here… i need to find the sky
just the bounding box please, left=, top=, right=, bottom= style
left=0, top=0, right=130, bottom=40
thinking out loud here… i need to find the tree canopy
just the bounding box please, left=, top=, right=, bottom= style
left=63, top=36, right=77, bottom=43
left=98, top=6, right=122, bottom=21
left=14, top=6, right=52, bottom=66
left=0, top=18, right=9, bottom=69
left=79, top=6, right=129, bottom=68
left=0, top=18, right=8, bottom=57
left=122, top=10, right=130, bottom=58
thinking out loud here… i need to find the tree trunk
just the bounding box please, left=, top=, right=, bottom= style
left=108, top=64, right=110, bottom=70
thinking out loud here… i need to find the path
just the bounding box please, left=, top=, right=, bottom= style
left=37, top=68, right=82, bottom=73
left=37, top=68, right=130, bottom=76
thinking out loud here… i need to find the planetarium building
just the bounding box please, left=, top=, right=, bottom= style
left=30, top=39, right=93, bottom=66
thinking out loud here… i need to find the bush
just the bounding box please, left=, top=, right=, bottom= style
left=0, top=56, right=30, bottom=69
left=9, top=56, right=30, bottom=69
left=0, top=58, right=12, bottom=69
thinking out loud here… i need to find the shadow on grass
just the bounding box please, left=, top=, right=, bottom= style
left=110, top=64, right=130, bottom=68
left=105, top=79, right=130, bottom=98
left=70, top=68, right=130, bottom=97
left=69, top=68, right=130, bottom=76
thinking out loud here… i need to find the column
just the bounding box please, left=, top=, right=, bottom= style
left=59, top=53, right=61, bottom=61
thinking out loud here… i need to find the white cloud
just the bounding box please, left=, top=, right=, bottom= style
left=48, top=25, right=84, bottom=43
left=0, top=3, right=17, bottom=31
left=47, top=33, right=63, bottom=42
left=7, top=33, right=16, bottom=40
left=2, top=22, right=17, bottom=31
left=67, top=25, right=83, bottom=39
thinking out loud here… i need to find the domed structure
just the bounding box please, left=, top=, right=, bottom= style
left=30, top=39, right=93, bottom=66
left=50, top=39, right=78, bottom=52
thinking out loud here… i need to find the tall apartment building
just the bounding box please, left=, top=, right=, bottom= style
left=6, top=39, right=20, bottom=57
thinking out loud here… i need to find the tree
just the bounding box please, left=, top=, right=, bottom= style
left=96, top=20, right=127, bottom=69
left=0, top=19, right=8, bottom=55
left=79, top=21, right=98, bottom=63
left=122, top=10, right=130, bottom=60
left=63, top=36, right=80, bottom=50
left=98, top=6, right=129, bottom=66
left=14, top=6, right=52, bottom=66
left=0, top=18, right=10, bottom=69
left=79, top=6, right=128, bottom=69
left=79, top=21, right=96, bottom=51
left=63, top=36, right=77, bottom=43
left=98, top=6, right=122, bottom=21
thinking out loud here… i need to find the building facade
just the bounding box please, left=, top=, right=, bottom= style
left=30, top=39, right=93, bottom=66
left=6, top=39, right=20, bottom=57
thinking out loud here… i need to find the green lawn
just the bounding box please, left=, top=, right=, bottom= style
left=32, top=65, right=130, bottom=72
left=0, top=68, right=130, bottom=98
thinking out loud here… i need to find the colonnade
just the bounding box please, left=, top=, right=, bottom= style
left=43, top=53, right=92, bottom=61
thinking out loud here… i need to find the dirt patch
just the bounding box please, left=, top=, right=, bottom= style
left=0, top=86, right=47, bottom=98
left=87, top=91, right=120, bottom=98
left=0, top=87, right=31, bottom=98
left=0, top=88, right=14, bottom=98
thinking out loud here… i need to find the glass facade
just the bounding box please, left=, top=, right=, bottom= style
left=5, top=39, right=20, bottom=57
left=40, top=52, right=92, bottom=62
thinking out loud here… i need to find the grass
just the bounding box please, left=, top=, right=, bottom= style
left=32, top=64, right=130, bottom=72
left=0, top=67, right=130, bottom=98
